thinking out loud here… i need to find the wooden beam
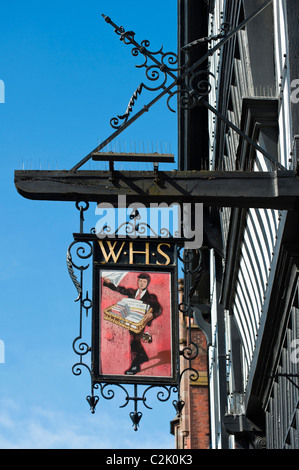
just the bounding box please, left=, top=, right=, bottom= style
left=91, top=152, right=175, bottom=163
left=14, top=169, right=299, bottom=210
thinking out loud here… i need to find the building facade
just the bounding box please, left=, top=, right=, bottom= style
left=176, top=0, right=299, bottom=449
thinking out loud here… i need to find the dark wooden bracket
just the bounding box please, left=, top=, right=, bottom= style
left=14, top=169, right=299, bottom=210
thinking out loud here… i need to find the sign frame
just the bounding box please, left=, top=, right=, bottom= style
left=91, top=238, right=179, bottom=386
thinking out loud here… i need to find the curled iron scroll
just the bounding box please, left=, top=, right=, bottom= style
left=66, top=241, right=92, bottom=301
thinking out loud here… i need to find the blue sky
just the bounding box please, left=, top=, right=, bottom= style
left=0, top=0, right=178, bottom=449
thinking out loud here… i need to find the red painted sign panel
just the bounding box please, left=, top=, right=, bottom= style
left=100, top=269, right=172, bottom=378
left=92, top=240, right=178, bottom=385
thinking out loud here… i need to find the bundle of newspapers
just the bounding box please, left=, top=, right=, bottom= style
left=109, top=298, right=150, bottom=324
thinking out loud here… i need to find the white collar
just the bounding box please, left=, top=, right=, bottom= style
left=136, top=289, right=147, bottom=299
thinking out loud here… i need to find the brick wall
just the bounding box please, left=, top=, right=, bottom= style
left=188, top=326, right=210, bottom=449
left=171, top=323, right=210, bottom=449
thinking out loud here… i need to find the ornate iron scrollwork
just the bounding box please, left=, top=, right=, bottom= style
left=71, top=1, right=276, bottom=172
left=177, top=247, right=203, bottom=392
left=103, top=13, right=221, bottom=127
left=102, top=14, right=182, bottom=129
left=67, top=202, right=94, bottom=398
left=97, top=210, right=175, bottom=240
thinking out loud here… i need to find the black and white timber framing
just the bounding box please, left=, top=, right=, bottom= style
left=186, top=0, right=299, bottom=450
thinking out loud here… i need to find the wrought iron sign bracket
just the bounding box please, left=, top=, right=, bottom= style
left=66, top=0, right=277, bottom=174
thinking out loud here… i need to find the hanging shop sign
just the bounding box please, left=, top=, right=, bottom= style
left=92, top=239, right=178, bottom=385
left=67, top=203, right=202, bottom=426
